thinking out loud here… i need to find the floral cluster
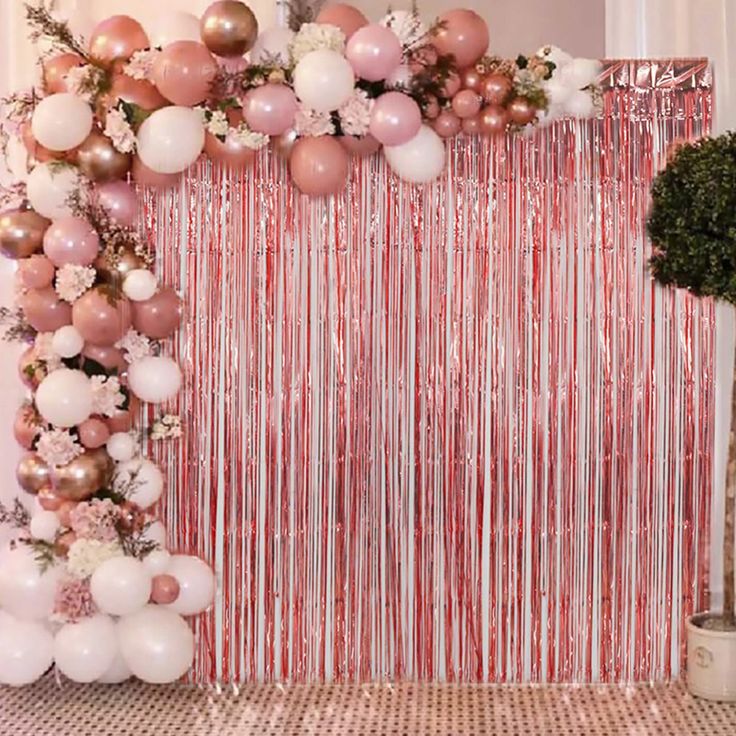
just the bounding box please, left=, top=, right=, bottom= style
left=55, top=264, right=96, bottom=303
left=150, top=414, right=183, bottom=441
left=289, top=22, right=346, bottom=63
left=104, top=106, right=137, bottom=153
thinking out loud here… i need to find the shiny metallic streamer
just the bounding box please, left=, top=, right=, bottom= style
left=140, top=59, right=714, bottom=684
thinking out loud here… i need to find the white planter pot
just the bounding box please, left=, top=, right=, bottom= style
left=686, top=612, right=736, bottom=701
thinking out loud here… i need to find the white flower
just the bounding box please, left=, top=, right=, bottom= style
left=63, top=64, right=105, bottom=103
left=206, top=109, right=230, bottom=138
left=229, top=123, right=270, bottom=150
left=338, top=89, right=373, bottom=136
left=90, top=375, right=126, bottom=417
left=150, top=414, right=182, bottom=440
left=104, top=107, right=137, bottom=154
left=294, top=104, right=335, bottom=138
left=36, top=429, right=83, bottom=467
left=115, top=328, right=152, bottom=363
left=55, top=264, right=96, bottom=303
left=66, top=539, right=124, bottom=579
left=289, top=22, right=345, bottom=64
left=123, top=49, right=160, bottom=81
left=34, top=332, right=62, bottom=371
left=380, top=11, right=428, bottom=53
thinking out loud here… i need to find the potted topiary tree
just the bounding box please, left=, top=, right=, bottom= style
left=648, top=131, right=736, bottom=701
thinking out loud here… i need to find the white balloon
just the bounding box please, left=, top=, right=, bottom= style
left=54, top=614, right=117, bottom=683
left=107, top=432, right=137, bottom=462
left=146, top=11, right=201, bottom=46
left=137, top=107, right=205, bottom=174
left=142, top=520, right=167, bottom=549
left=560, top=58, right=602, bottom=89
left=35, top=369, right=93, bottom=428
left=250, top=26, right=294, bottom=65
left=544, top=78, right=572, bottom=107
left=30, top=511, right=60, bottom=543
left=52, top=325, right=84, bottom=358
left=122, top=269, right=158, bottom=302
left=565, top=89, right=596, bottom=118
left=113, top=458, right=164, bottom=509
left=384, top=125, right=446, bottom=184
left=128, top=356, right=183, bottom=404
left=0, top=545, right=62, bottom=620
left=90, top=557, right=152, bottom=617
left=164, top=555, right=216, bottom=616
left=293, top=49, right=355, bottom=114
left=0, top=612, right=54, bottom=686
left=143, top=549, right=171, bottom=576
left=118, top=605, right=194, bottom=684
left=31, top=93, right=93, bottom=152
left=26, top=162, right=83, bottom=220
left=97, top=648, right=132, bottom=684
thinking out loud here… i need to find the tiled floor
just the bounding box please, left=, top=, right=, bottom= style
left=2, top=678, right=736, bottom=735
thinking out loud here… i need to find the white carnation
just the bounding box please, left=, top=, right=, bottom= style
left=36, top=429, right=83, bottom=467
left=206, top=109, right=230, bottom=138
left=90, top=375, right=126, bottom=417
left=115, top=328, right=153, bottom=363
left=289, top=22, right=346, bottom=64
left=66, top=539, right=124, bottom=579
left=55, top=264, right=96, bottom=303
left=104, top=107, right=137, bottom=154
left=230, top=124, right=270, bottom=150
left=294, top=104, right=335, bottom=138
left=123, top=50, right=160, bottom=81
left=338, top=89, right=373, bottom=137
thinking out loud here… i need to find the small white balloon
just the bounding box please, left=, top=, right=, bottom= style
left=30, top=511, right=60, bottom=543
left=118, top=605, right=194, bottom=684
left=54, top=614, right=117, bottom=683
left=128, top=356, right=183, bottom=404
left=35, top=369, right=93, bottom=428
left=146, top=10, right=201, bottom=46
left=384, top=125, right=446, bottom=184
left=565, top=89, right=596, bottom=118
left=143, top=549, right=171, bottom=575
left=90, top=556, right=152, bottom=616
left=26, top=162, right=83, bottom=220
left=122, top=269, right=158, bottom=302
left=0, top=545, right=62, bottom=620
left=544, top=78, right=572, bottom=107
left=250, top=26, right=294, bottom=65
left=106, top=432, right=137, bottom=462
left=142, top=520, right=167, bottom=549
left=164, top=555, right=216, bottom=616
left=113, top=458, right=164, bottom=509
left=97, top=648, right=132, bottom=684
left=293, top=49, right=355, bottom=114
left=137, top=107, right=205, bottom=174
left=560, top=58, right=602, bottom=90
left=52, top=325, right=84, bottom=358
left=0, top=613, right=54, bottom=686
left=32, top=93, right=93, bottom=152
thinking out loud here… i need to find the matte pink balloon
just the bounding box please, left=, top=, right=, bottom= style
left=89, top=16, right=150, bottom=67
left=369, top=92, right=422, bottom=146
left=18, top=255, right=55, bottom=289
left=315, top=4, right=368, bottom=39
left=290, top=136, right=350, bottom=197
left=132, top=156, right=181, bottom=190
left=452, top=89, right=482, bottom=119
left=433, top=110, right=461, bottom=139
left=242, top=84, right=298, bottom=136
left=204, top=131, right=256, bottom=170
left=72, top=288, right=132, bottom=346
left=14, top=407, right=41, bottom=450
left=339, top=134, right=381, bottom=157
left=82, top=344, right=127, bottom=373
left=151, top=574, right=180, bottom=604
left=43, top=53, right=85, bottom=94
left=43, top=217, right=100, bottom=267
left=78, top=418, right=110, bottom=449
left=95, top=181, right=138, bottom=227
left=131, top=287, right=182, bottom=339
left=107, top=73, right=168, bottom=112
left=346, top=23, right=402, bottom=82
left=19, top=287, right=72, bottom=332
left=152, top=41, right=218, bottom=106
left=105, top=396, right=140, bottom=434
left=431, top=9, right=489, bottom=69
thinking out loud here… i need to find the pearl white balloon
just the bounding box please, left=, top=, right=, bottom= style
left=31, top=93, right=93, bottom=152
left=0, top=545, right=62, bottom=620
left=384, top=125, right=446, bottom=184
left=30, top=511, right=60, bottom=543
left=97, top=648, right=132, bottom=684
left=118, top=605, right=194, bottom=684
left=52, top=325, right=84, bottom=358
left=128, top=356, right=183, bottom=404
left=137, top=107, right=205, bottom=174
left=107, top=432, right=137, bottom=462
left=146, top=11, right=201, bottom=46
left=565, top=89, right=596, bottom=118
left=90, top=557, right=152, bottom=616
left=164, top=555, right=216, bottom=616
left=54, top=614, right=117, bottom=683
left=143, top=549, right=171, bottom=576
left=142, top=520, right=167, bottom=549
left=113, top=458, right=164, bottom=509
left=35, top=369, right=93, bottom=428
left=0, top=612, right=54, bottom=686
left=544, top=78, right=572, bottom=107
left=26, top=162, right=83, bottom=219
left=560, top=58, right=601, bottom=89
left=250, top=26, right=294, bottom=65
left=122, top=269, right=158, bottom=302
left=293, top=49, right=355, bottom=114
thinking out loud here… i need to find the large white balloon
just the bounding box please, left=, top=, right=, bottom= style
left=54, top=614, right=118, bottom=683
left=26, top=162, right=83, bottom=219
left=0, top=545, right=62, bottom=620
left=30, top=510, right=61, bottom=543
left=106, top=432, right=137, bottom=462
left=112, top=458, right=164, bottom=509
left=0, top=612, right=54, bottom=686
left=164, top=555, right=216, bottom=616
left=35, top=369, right=93, bottom=428
left=137, top=107, right=205, bottom=174
left=145, top=11, right=201, bottom=46
left=118, top=606, right=194, bottom=684
left=250, top=26, right=294, bottom=66
left=31, top=93, right=93, bottom=152
left=90, top=557, right=152, bottom=616
left=97, top=648, right=133, bottom=684
left=293, top=49, right=355, bottom=114
left=384, top=125, right=446, bottom=184
left=52, top=325, right=84, bottom=358
left=143, top=549, right=171, bottom=576
left=128, top=356, right=183, bottom=404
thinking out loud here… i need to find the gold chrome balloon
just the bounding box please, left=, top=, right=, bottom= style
left=76, top=130, right=132, bottom=183
left=201, top=1, right=258, bottom=58
left=51, top=448, right=114, bottom=502
left=0, top=207, right=50, bottom=259
left=17, top=453, right=52, bottom=495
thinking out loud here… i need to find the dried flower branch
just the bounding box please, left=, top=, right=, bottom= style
left=286, top=0, right=326, bottom=32
left=25, top=2, right=90, bottom=60
left=0, top=307, right=37, bottom=343
left=0, top=498, right=31, bottom=529
left=20, top=538, right=57, bottom=573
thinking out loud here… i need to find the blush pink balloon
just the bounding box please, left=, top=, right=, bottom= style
left=452, top=89, right=482, bottom=119
left=72, top=288, right=132, bottom=346
left=82, top=344, right=127, bottom=373
left=462, top=115, right=482, bottom=135
left=290, top=136, right=350, bottom=197
left=43, top=217, right=100, bottom=267
left=19, top=287, right=72, bottom=332
left=431, top=9, right=489, bottom=69
left=369, top=92, right=422, bottom=146
left=151, top=574, right=180, bottom=605
left=433, top=110, right=461, bottom=139
left=43, top=53, right=85, bottom=94
left=204, top=131, right=256, bottom=170
left=14, top=407, right=41, bottom=450
left=105, top=396, right=139, bottom=434
left=315, top=4, right=368, bottom=39
left=441, top=71, right=462, bottom=99
left=346, top=23, right=402, bottom=82
left=152, top=41, right=218, bottom=106
left=132, top=156, right=181, bottom=190
left=95, top=181, right=138, bottom=227
left=78, top=418, right=110, bottom=449
left=131, top=287, right=183, bottom=339
left=107, top=73, right=168, bottom=112
left=89, top=15, right=150, bottom=67
left=18, top=255, right=55, bottom=289
left=339, top=134, right=381, bottom=157
left=242, top=84, right=298, bottom=136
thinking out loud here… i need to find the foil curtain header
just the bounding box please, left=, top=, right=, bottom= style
left=141, top=59, right=714, bottom=684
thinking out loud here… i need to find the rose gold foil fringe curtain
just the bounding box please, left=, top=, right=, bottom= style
left=140, top=59, right=714, bottom=684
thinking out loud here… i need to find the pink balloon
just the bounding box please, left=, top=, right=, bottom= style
left=346, top=23, right=402, bottom=82
left=19, top=255, right=55, bottom=289
left=89, top=15, right=150, bottom=67
left=78, top=418, right=110, bottom=449
left=14, top=406, right=41, bottom=450
left=43, top=217, right=100, bottom=267
left=152, top=41, right=218, bottom=106
left=95, top=181, right=138, bottom=227
left=290, top=136, right=350, bottom=197
left=242, top=84, right=298, bottom=136
left=82, top=344, right=127, bottom=373
left=441, top=71, right=462, bottom=99
left=151, top=574, right=180, bottom=604
left=431, top=9, right=489, bottom=69
left=131, top=287, right=183, bottom=339
left=433, top=110, right=461, bottom=139
left=316, top=4, right=368, bottom=39
left=339, top=134, right=381, bottom=157
left=204, top=131, right=256, bottom=170
left=105, top=398, right=139, bottom=434
left=132, top=156, right=181, bottom=190
left=106, top=73, right=168, bottom=112
left=369, top=92, right=422, bottom=146
left=43, top=53, right=85, bottom=94
left=452, top=89, right=482, bottom=119
left=72, top=288, right=132, bottom=346
left=19, top=287, right=72, bottom=332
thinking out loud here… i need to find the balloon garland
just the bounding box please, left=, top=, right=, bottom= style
left=0, top=1, right=600, bottom=687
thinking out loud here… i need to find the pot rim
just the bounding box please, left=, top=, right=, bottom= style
left=687, top=611, right=736, bottom=640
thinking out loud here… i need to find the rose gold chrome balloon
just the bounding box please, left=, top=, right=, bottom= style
left=507, top=97, right=537, bottom=126
left=51, top=448, right=114, bottom=502
left=75, top=130, right=132, bottom=182
left=481, top=74, right=513, bottom=106
left=43, top=53, right=85, bottom=94
left=479, top=105, right=510, bottom=136
left=0, top=207, right=50, bottom=259
left=17, top=453, right=51, bottom=495
left=200, top=1, right=259, bottom=58
left=94, top=245, right=146, bottom=287
left=89, top=15, right=150, bottom=67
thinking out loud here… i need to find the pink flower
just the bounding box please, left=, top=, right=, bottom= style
left=69, top=498, right=120, bottom=542
left=53, top=577, right=96, bottom=623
